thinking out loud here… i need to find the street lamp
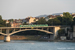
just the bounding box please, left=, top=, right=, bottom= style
left=6, top=20, right=9, bottom=27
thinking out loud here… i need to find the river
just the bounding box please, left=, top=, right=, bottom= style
left=0, top=40, right=75, bottom=50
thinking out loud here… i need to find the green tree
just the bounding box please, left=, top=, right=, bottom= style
left=47, top=18, right=61, bottom=25
left=0, top=15, right=6, bottom=27
left=37, top=18, right=46, bottom=24
left=56, top=16, right=62, bottom=25
left=58, top=29, right=65, bottom=38
left=0, top=15, right=2, bottom=20
left=63, top=12, right=73, bottom=19
left=62, top=12, right=73, bottom=25
left=47, top=19, right=53, bottom=25
left=53, top=18, right=61, bottom=25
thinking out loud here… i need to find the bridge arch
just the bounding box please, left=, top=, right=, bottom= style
left=9, top=29, right=53, bottom=35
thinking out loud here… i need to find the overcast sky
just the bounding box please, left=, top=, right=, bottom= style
left=0, top=0, right=75, bottom=19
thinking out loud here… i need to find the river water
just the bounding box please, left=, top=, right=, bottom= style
left=0, top=40, right=75, bottom=50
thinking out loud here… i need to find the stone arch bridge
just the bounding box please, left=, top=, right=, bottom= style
left=0, top=26, right=60, bottom=42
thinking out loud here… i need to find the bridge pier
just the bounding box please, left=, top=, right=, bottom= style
left=4, top=29, right=10, bottom=42
left=53, top=27, right=60, bottom=39
left=4, top=35, right=10, bottom=42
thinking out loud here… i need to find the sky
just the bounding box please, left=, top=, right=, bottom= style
left=0, top=0, right=75, bottom=19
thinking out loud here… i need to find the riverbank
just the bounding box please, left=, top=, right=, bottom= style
left=0, top=35, right=75, bottom=42
left=0, top=35, right=45, bottom=40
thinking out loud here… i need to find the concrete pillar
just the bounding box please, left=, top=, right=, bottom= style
left=4, top=29, right=10, bottom=42
left=53, top=26, right=60, bottom=39
left=47, top=28, right=49, bottom=31
left=42, top=28, right=43, bottom=30
left=4, top=35, right=10, bottom=42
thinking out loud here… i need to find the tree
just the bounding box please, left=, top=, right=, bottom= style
left=37, top=18, right=46, bottom=24
left=62, top=12, right=73, bottom=25
left=53, top=18, right=61, bottom=25
left=47, top=19, right=53, bottom=25
left=56, top=16, right=62, bottom=25
left=58, top=29, right=65, bottom=38
left=63, top=12, right=73, bottom=20
left=0, top=15, right=2, bottom=20
left=47, top=18, right=61, bottom=25
left=0, top=15, right=6, bottom=27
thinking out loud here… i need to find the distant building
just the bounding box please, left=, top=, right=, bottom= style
left=35, top=17, right=39, bottom=21
left=6, top=20, right=10, bottom=24
left=10, top=19, right=22, bottom=27
left=45, top=17, right=49, bottom=21
left=29, top=17, right=35, bottom=24
left=24, top=17, right=39, bottom=24
left=72, top=13, right=75, bottom=15
left=22, top=19, right=27, bottom=23
left=25, top=17, right=30, bottom=24
left=72, top=14, right=75, bottom=18
left=60, top=14, right=63, bottom=17
left=47, top=15, right=56, bottom=19
left=54, top=15, right=60, bottom=17
left=15, top=19, right=22, bottom=23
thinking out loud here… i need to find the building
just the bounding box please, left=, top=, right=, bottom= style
left=72, top=13, right=75, bottom=15
left=6, top=20, right=10, bottom=24
left=35, top=17, right=39, bottom=21
left=29, top=17, right=35, bottom=24
left=60, top=14, right=63, bottom=17
left=47, top=15, right=56, bottom=19
left=45, top=17, right=49, bottom=21
left=24, top=16, right=38, bottom=24
left=11, top=19, right=22, bottom=27
left=72, top=14, right=75, bottom=18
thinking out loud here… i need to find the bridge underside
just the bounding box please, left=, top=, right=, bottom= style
left=0, top=29, right=53, bottom=35
left=9, top=29, right=53, bottom=35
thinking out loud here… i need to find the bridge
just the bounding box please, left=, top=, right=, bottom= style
left=0, top=26, right=60, bottom=42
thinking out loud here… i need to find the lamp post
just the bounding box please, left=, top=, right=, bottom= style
left=6, top=20, right=9, bottom=27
